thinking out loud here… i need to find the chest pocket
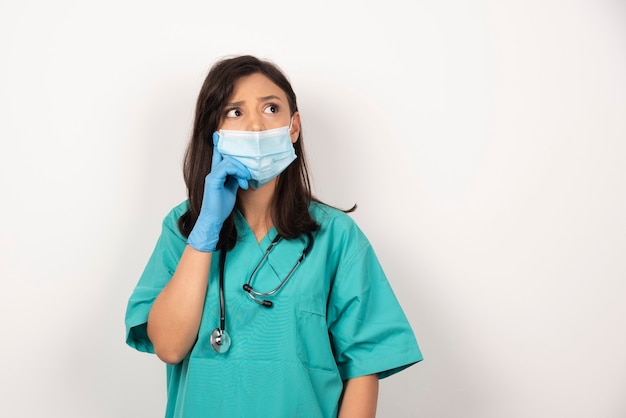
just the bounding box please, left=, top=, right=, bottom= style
left=296, top=297, right=338, bottom=373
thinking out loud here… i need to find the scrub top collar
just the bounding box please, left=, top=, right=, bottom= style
left=233, top=208, right=279, bottom=247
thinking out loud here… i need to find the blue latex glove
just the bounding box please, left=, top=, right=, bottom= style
left=187, top=133, right=250, bottom=252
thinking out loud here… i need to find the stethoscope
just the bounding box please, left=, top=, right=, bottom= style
left=210, top=232, right=314, bottom=353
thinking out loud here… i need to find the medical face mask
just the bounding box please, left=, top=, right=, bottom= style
left=215, top=125, right=297, bottom=189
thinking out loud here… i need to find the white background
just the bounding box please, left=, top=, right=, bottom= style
left=1, top=0, right=625, bottom=417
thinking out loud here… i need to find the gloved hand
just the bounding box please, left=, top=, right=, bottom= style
left=187, top=133, right=250, bottom=252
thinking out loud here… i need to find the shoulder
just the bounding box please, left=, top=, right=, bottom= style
left=165, top=200, right=189, bottom=221
left=161, top=200, right=189, bottom=237
left=310, top=201, right=358, bottom=232
left=309, top=202, right=370, bottom=253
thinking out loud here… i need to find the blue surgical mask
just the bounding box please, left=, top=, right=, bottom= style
left=215, top=125, right=297, bottom=189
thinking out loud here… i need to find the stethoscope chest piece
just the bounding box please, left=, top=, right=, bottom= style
left=210, top=328, right=231, bottom=353
left=210, top=233, right=312, bottom=354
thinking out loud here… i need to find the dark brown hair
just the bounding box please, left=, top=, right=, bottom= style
left=178, top=55, right=330, bottom=249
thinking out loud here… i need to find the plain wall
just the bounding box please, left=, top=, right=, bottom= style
left=1, top=0, right=625, bottom=417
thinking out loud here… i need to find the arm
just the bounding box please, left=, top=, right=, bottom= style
left=338, top=374, right=379, bottom=418
left=147, top=246, right=212, bottom=364
left=148, top=142, right=250, bottom=364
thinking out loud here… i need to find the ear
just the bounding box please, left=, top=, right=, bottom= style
left=289, top=112, right=301, bottom=144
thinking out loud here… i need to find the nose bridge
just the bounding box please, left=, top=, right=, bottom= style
left=246, top=109, right=265, bottom=131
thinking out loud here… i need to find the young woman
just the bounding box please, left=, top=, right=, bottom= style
left=125, top=55, right=422, bottom=418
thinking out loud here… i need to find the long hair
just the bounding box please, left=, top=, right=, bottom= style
left=178, top=55, right=326, bottom=250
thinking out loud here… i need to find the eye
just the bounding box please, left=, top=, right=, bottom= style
left=263, top=104, right=279, bottom=114
left=225, top=108, right=241, bottom=118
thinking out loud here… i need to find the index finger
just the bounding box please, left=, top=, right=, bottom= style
left=211, top=131, right=223, bottom=172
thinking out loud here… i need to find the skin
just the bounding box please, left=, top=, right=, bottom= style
left=147, top=73, right=378, bottom=416
left=219, top=72, right=301, bottom=239
left=339, top=374, right=379, bottom=418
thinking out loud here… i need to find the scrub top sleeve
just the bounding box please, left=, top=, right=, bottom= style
left=327, top=236, right=422, bottom=381
left=125, top=208, right=187, bottom=354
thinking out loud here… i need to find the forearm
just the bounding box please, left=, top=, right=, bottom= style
left=338, top=374, right=379, bottom=418
left=147, top=245, right=212, bottom=364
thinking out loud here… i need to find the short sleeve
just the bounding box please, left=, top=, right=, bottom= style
left=124, top=204, right=187, bottom=354
left=327, top=228, right=423, bottom=381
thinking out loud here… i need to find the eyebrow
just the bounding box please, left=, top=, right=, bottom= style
left=258, top=95, right=282, bottom=102
left=225, top=95, right=283, bottom=107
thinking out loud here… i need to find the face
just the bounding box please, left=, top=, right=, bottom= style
left=218, top=73, right=300, bottom=143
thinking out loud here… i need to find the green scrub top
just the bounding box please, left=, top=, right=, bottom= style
left=125, top=201, right=422, bottom=418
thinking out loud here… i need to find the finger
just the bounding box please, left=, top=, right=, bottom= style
left=218, top=159, right=249, bottom=190
left=224, top=175, right=240, bottom=194
left=208, top=157, right=251, bottom=186
left=236, top=176, right=249, bottom=190
left=221, top=171, right=249, bottom=191
left=219, top=157, right=251, bottom=180
left=211, top=132, right=223, bottom=172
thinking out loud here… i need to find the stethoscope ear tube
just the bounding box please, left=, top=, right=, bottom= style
left=212, top=232, right=314, bottom=353
left=242, top=232, right=313, bottom=305
left=243, top=284, right=274, bottom=308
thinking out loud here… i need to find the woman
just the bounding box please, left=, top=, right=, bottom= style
left=125, top=55, right=422, bottom=418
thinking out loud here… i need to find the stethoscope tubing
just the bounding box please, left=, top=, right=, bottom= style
left=244, top=232, right=313, bottom=297
left=212, top=231, right=314, bottom=353
left=218, top=248, right=227, bottom=331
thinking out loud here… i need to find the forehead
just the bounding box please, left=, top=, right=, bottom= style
left=229, top=73, right=286, bottom=101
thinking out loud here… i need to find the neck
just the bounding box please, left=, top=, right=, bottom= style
left=237, top=179, right=277, bottom=242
